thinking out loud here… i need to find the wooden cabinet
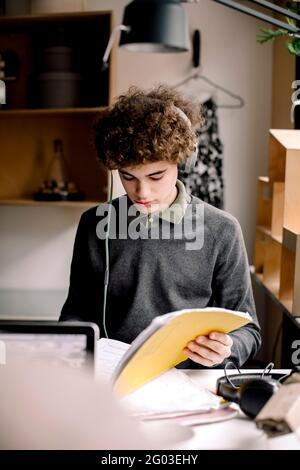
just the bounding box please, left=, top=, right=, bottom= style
left=254, top=129, right=300, bottom=315
left=0, top=11, right=116, bottom=206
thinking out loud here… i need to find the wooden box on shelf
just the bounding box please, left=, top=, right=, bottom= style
left=284, top=140, right=300, bottom=234
left=262, top=234, right=282, bottom=296
left=253, top=130, right=300, bottom=368
left=254, top=227, right=282, bottom=296
left=279, top=227, right=300, bottom=316
left=254, top=129, right=300, bottom=304
left=256, top=176, right=284, bottom=241
left=254, top=227, right=266, bottom=274
left=269, top=129, right=300, bottom=182
left=256, top=177, right=272, bottom=230
left=254, top=174, right=284, bottom=277
left=268, top=129, right=300, bottom=234
left=0, top=11, right=116, bottom=207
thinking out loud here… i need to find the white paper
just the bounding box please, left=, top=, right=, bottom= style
left=120, top=368, right=221, bottom=416
left=95, top=338, right=221, bottom=417
left=95, top=338, right=130, bottom=384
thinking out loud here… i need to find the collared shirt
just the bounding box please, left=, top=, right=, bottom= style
left=140, top=179, right=191, bottom=229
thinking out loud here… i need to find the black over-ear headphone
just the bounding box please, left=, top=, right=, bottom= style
left=216, top=372, right=285, bottom=419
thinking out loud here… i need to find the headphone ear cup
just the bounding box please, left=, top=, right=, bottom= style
left=182, top=146, right=198, bottom=173
left=238, top=379, right=280, bottom=419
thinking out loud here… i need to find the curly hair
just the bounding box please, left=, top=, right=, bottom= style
left=92, top=85, right=205, bottom=170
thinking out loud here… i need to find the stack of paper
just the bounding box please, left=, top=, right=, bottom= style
left=119, top=367, right=221, bottom=418
left=96, top=338, right=221, bottom=419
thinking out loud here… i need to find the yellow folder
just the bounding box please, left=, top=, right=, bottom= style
left=113, top=307, right=252, bottom=396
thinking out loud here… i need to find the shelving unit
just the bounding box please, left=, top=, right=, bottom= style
left=0, top=107, right=105, bottom=115
left=254, top=129, right=300, bottom=316
left=0, top=11, right=116, bottom=206
left=0, top=198, right=99, bottom=209
left=279, top=228, right=300, bottom=314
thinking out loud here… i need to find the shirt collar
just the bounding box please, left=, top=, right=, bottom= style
left=159, top=179, right=191, bottom=224
left=125, top=179, right=191, bottom=226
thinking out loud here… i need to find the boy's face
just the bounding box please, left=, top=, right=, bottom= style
left=118, top=161, right=178, bottom=213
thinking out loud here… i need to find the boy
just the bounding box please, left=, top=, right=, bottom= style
left=60, top=85, right=261, bottom=368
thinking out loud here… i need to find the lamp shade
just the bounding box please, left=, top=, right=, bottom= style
left=119, top=0, right=190, bottom=53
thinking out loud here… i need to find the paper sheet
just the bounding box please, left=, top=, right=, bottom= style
left=96, top=338, right=221, bottom=417
left=95, top=338, right=130, bottom=384
left=120, top=368, right=221, bottom=416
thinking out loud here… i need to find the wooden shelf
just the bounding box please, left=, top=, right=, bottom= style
left=0, top=107, right=106, bottom=116
left=256, top=225, right=282, bottom=244
left=263, top=233, right=282, bottom=294
left=254, top=226, right=282, bottom=278
left=253, top=272, right=279, bottom=300
left=279, top=228, right=300, bottom=316
left=254, top=129, right=300, bottom=318
left=0, top=11, right=112, bottom=109
left=252, top=272, right=300, bottom=327
left=264, top=281, right=280, bottom=297
left=256, top=177, right=272, bottom=229
left=0, top=11, right=112, bottom=26
left=253, top=273, right=279, bottom=305
left=0, top=10, right=115, bottom=204
left=256, top=176, right=284, bottom=241
left=0, top=198, right=102, bottom=209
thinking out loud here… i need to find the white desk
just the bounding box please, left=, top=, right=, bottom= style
left=144, top=369, right=300, bottom=450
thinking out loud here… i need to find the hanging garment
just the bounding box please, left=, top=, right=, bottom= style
left=178, top=98, right=224, bottom=209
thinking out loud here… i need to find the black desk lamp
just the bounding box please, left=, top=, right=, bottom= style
left=102, top=0, right=300, bottom=70
left=119, top=0, right=190, bottom=52
left=102, top=0, right=190, bottom=70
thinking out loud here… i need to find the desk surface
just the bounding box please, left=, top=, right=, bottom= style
left=151, top=369, right=300, bottom=450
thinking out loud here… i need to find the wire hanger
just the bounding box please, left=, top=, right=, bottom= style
left=175, top=30, right=245, bottom=109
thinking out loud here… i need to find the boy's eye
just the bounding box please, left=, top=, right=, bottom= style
left=122, top=175, right=134, bottom=181
left=122, top=175, right=163, bottom=181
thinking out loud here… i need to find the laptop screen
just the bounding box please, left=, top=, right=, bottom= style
left=0, top=321, right=99, bottom=371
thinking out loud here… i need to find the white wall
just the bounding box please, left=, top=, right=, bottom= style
left=0, top=0, right=273, bottom=315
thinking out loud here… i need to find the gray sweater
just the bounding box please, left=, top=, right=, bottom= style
left=60, top=182, right=261, bottom=368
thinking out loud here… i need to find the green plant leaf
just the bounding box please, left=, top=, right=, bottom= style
left=257, top=28, right=287, bottom=44
left=287, top=38, right=300, bottom=56
left=286, top=16, right=297, bottom=27
left=257, top=2, right=300, bottom=56
left=285, top=2, right=300, bottom=28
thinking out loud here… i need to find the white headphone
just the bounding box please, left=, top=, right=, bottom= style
left=173, top=106, right=198, bottom=172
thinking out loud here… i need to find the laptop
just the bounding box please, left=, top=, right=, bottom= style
left=0, top=320, right=99, bottom=372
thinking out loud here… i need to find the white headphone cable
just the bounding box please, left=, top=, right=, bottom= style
left=102, top=170, right=113, bottom=338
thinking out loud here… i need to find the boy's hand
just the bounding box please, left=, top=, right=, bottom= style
left=183, top=332, right=233, bottom=367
